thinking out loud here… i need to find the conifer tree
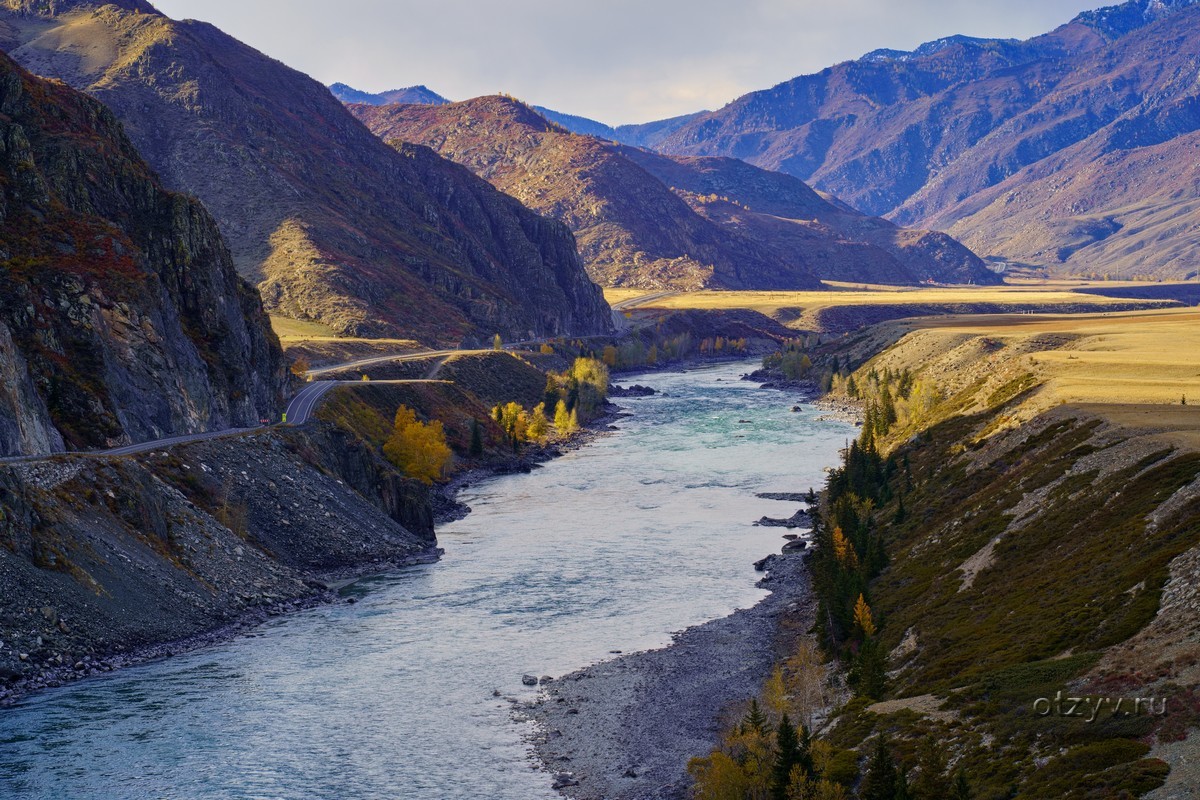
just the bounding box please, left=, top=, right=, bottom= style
left=861, top=737, right=897, bottom=800
left=469, top=418, right=484, bottom=457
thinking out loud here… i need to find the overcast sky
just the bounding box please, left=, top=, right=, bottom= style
left=152, top=0, right=1100, bottom=125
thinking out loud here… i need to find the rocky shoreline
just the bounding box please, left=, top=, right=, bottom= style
left=528, top=551, right=817, bottom=799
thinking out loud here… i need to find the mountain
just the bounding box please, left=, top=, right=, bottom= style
left=349, top=96, right=992, bottom=289
left=0, top=1, right=612, bottom=343
left=0, top=50, right=284, bottom=456
left=329, top=82, right=449, bottom=106
left=532, top=106, right=707, bottom=149
left=329, top=81, right=701, bottom=150
left=653, top=0, right=1200, bottom=279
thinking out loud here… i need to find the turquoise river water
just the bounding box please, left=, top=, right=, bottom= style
left=0, top=360, right=853, bottom=799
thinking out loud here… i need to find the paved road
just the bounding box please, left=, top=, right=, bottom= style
left=307, top=349, right=478, bottom=377
left=0, top=331, right=580, bottom=464
left=610, top=291, right=677, bottom=311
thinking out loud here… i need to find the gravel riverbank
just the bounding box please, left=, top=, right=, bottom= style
left=529, top=551, right=816, bottom=799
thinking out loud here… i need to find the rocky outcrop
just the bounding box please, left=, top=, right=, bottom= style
left=0, top=1, right=612, bottom=342
left=0, top=51, right=284, bottom=456
left=653, top=0, right=1200, bottom=279
left=0, top=424, right=438, bottom=702
left=349, top=96, right=991, bottom=289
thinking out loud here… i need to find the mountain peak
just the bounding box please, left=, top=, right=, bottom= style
left=862, top=34, right=1018, bottom=62
left=1072, top=0, right=1200, bottom=37
left=0, top=0, right=158, bottom=15
left=329, top=82, right=449, bottom=106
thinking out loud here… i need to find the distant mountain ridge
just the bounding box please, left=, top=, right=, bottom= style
left=0, top=1, right=612, bottom=344
left=651, top=0, right=1200, bottom=279
left=331, top=81, right=704, bottom=150
left=329, top=82, right=449, bottom=106
left=349, top=95, right=994, bottom=289
left=0, top=50, right=284, bottom=456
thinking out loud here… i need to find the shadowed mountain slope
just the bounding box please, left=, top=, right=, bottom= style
left=0, top=0, right=612, bottom=343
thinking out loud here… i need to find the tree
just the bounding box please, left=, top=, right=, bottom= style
left=554, top=399, right=577, bottom=433
left=494, top=402, right=529, bottom=450
left=953, top=770, right=972, bottom=800
left=602, top=344, right=618, bottom=367
left=912, top=739, right=951, bottom=800
left=861, top=737, right=897, bottom=800
left=742, top=699, right=769, bottom=735
left=540, top=343, right=554, bottom=355
left=493, top=333, right=503, bottom=351
left=383, top=406, right=453, bottom=484
left=853, top=594, right=876, bottom=638
left=772, top=714, right=812, bottom=800
left=527, top=402, right=550, bottom=441
left=290, top=356, right=310, bottom=378
left=469, top=418, right=484, bottom=457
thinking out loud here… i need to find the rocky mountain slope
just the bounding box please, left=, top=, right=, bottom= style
left=654, top=0, right=1200, bottom=279
left=0, top=50, right=283, bottom=457
left=349, top=96, right=993, bottom=289
left=0, top=0, right=612, bottom=343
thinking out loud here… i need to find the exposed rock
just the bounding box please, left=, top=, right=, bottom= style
left=0, top=2, right=612, bottom=343
left=0, top=51, right=284, bottom=456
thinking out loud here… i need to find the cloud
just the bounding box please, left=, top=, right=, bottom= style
left=153, top=0, right=1099, bottom=125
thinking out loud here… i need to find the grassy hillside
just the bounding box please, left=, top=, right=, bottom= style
left=694, top=305, right=1200, bottom=798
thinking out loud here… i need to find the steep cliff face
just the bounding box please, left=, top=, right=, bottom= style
left=0, top=1, right=612, bottom=342
left=351, top=96, right=992, bottom=288
left=0, top=50, right=284, bottom=456
left=654, top=0, right=1200, bottom=278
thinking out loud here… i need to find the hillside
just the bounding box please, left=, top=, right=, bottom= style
left=805, top=308, right=1200, bottom=796
left=348, top=95, right=993, bottom=289
left=0, top=49, right=283, bottom=456
left=654, top=0, right=1200, bottom=279
left=0, top=0, right=612, bottom=343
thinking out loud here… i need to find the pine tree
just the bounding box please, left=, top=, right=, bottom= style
left=771, top=714, right=802, bottom=800
left=742, top=699, right=768, bottom=735
left=911, top=738, right=951, bottom=800
left=895, top=769, right=912, bottom=800
left=953, top=769, right=972, bottom=800
left=469, top=418, right=484, bottom=457
left=861, top=737, right=897, bottom=800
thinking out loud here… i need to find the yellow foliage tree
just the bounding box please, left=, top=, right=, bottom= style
left=527, top=402, right=550, bottom=441
left=853, top=593, right=876, bottom=638
left=383, top=406, right=453, bottom=485
left=290, top=356, right=310, bottom=378
left=554, top=399, right=576, bottom=433
left=763, top=665, right=789, bottom=719
left=602, top=344, right=618, bottom=367
left=540, top=343, right=554, bottom=355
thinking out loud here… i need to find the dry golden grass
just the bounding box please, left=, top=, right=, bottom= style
left=637, top=285, right=1176, bottom=315
left=889, top=307, right=1200, bottom=448
left=602, top=288, right=659, bottom=306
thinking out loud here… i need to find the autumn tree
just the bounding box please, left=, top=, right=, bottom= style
left=493, top=333, right=503, bottom=351
left=853, top=594, right=876, bottom=638
left=527, top=402, right=550, bottom=441
left=554, top=399, right=578, bottom=433
left=384, top=406, right=453, bottom=484
left=290, top=356, right=310, bottom=378
left=540, top=342, right=554, bottom=355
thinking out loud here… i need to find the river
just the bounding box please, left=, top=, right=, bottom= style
left=0, top=360, right=853, bottom=799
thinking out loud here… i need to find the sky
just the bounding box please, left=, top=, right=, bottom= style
left=152, top=0, right=1101, bottom=126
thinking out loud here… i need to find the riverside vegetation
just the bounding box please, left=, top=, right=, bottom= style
left=688, top=308, right=1200, bottom=799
